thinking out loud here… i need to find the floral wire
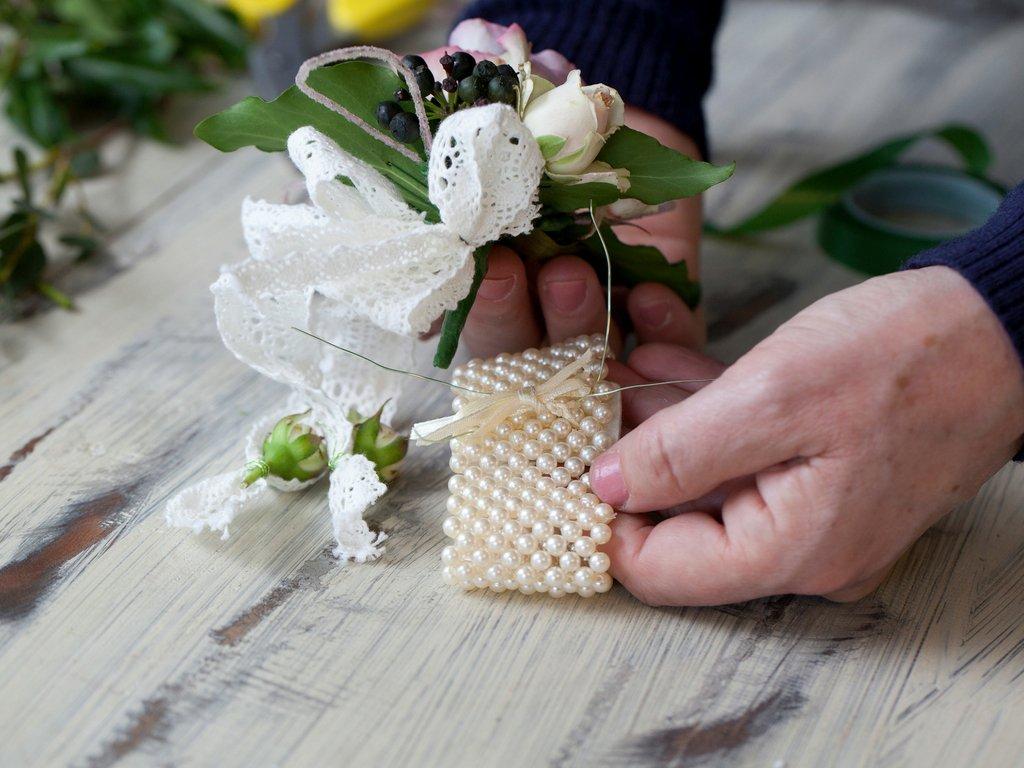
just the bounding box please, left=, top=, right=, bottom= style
left=589, top=201, right=612, bottom=391
left=292, top=327, right=489, bottom=395
left=588, top=378, right=718, bottom=397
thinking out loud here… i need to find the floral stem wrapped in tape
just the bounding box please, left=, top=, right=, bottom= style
left=167, top=20, right=733, bottom=581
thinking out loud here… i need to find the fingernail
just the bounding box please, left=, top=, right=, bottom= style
left=477, top=275, right=515, bottom=301
left=635, top=299, right=670, bottom=329
left=590, top=452, right=628, bottom=507
left=544, top=279, right=587, bottom=313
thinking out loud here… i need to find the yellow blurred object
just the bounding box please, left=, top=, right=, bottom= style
left=227, top=0, right=298, bottom=25
left=327, top=0, right=434, bottom=39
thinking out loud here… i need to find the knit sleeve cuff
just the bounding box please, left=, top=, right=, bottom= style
left=903, top=183, right=1024, bottom=461
left=454, top=0, right=724, bottom=158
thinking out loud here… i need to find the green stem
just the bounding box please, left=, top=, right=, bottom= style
left=36, top=281, right=74, bottom=310
left=242, top=460, right=269, bottom=487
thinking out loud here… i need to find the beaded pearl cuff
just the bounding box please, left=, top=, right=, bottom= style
left=439, top=334, right=621, bottom=597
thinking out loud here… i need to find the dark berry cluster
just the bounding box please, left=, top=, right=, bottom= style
left=375, top=52, right=521, bottom=144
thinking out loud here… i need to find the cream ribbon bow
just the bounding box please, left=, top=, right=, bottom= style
left=411, top=349, right=598, bottom=445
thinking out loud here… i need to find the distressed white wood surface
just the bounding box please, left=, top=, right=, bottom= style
left=2, top=2, right=1024, bottom=766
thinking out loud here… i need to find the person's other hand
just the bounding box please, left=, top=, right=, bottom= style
left=590, top=267, right=1024, bottom=605
left=462, top=107, right=706, bottom=357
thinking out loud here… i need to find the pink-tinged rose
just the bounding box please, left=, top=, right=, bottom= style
left=419, top=18, right=575, bottom=84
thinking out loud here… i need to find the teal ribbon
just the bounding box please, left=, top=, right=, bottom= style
left=707, top=124, right=1007, bottom=275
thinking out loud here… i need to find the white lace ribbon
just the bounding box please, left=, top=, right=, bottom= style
left=167, top=99, right=545, bottom=562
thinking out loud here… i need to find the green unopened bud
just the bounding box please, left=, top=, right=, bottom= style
left=242, top=413, right=328, bottom=486
left=348, top=404, right=408, bottom=483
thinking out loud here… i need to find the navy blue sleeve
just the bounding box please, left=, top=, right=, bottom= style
left=454, top=0, right=725, bottom=158
left=904, top=182, right=1024, bottom=461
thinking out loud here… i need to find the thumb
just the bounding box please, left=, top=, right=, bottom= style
left=590, top=369, right=804, bottom=512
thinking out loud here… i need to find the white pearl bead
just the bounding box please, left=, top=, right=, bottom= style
left=544, top=567, right=564, bottom=587
left=559, top=552, right=581, bottom=570
left=531, top=520, right=553, bottom=538
left=593, top=572, right=612, bottom=593
left=550, top=468, right=571, bottom=487
left=594, top=503, right=615, bottom=522
left=564, top=457, right=585, bottom=478
left=592, top=433, right=613, bottom=451
left=537, top=453, right=556, bottom=473
left=441, top=546, right=458, bottom=564
left=589, top=552, right=610, bottom=573
left=544, top=535, right=567, bottom=555
left=442, top=517, right=461, bottom=538
left=590, top=524, right=612, bottom=544
left=574, top=567, right=594, bottom=588
left=577, top=585, right=596, bottom=598
left=561, top=522, right=582, bottom=541
left=573, top=536, right=597, bottom=557
left=514, top=534, right=535, bottom=554
left=530, top=551, right=551, bottom=570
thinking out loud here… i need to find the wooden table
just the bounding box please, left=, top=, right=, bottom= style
left=2, top=2, right=1023, bottom=766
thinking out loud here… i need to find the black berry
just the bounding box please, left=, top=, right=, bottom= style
left=474, top=60, right=498, bottom=81
left=439, top=52, right=455, bottom=75
left=376, top=100, right=403, bottom=128
left=450, top=51, right=476, bottom=80
left=394, top=88, right=411, bottom=102
left=488, top=74, right=519, bottom=105
left=457, top=75, right=484, bottom=104
left=401, top=54, right=427, bottom=71
left=497, top=64, right=517, bottom=78
left=389, top=112, right=419, bottom=143
left=474, top=97, right=490, bottom=108
left=413, top=65, right=435, bottom=97
left=442, top=77, right=458, bottom=93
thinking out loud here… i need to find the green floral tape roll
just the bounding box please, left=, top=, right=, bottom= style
left=817, top=166, right=1005, bottom=275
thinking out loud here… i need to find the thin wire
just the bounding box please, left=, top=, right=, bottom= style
left=589, top=201, right=612, bottom=392
left=588, top=378, right=718, bottom=397
left=292, top=327, right=489, bottom=395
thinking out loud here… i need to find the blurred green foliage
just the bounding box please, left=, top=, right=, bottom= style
left=0, top=0, right=247, bottom=311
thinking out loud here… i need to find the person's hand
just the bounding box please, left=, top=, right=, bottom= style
left=590, top=266, right=1024, bottom=605
left=462, top=107, right=706, bottom=356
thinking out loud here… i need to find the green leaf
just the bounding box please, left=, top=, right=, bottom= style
left=433, top=245, right=491, bottom=369
left=598, top=127, right=735, bottom=204
left=536, top=135, right=566, bottom=160
left=707, top=123, right=992, bottom=235
left=584, top=225, right=700, bottom=309
left=538, top=180, right=620, bottom=213
left=5, top=78, right=70, bottom=148
left=67, top=55, right=209, bottom=94
left=53, top=0, right=124, bottom=45
left=164, top=0, right=247, bottom=65
left=13, top=148, right=32, bottom=201
left=0, top=213, right=46, bottom=293
left=195, top=61, right=425, bottom=181
left=25, top=27, right=92, bottom=63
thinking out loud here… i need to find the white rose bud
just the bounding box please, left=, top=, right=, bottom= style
left=522, top=70, right=625, bottom=177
